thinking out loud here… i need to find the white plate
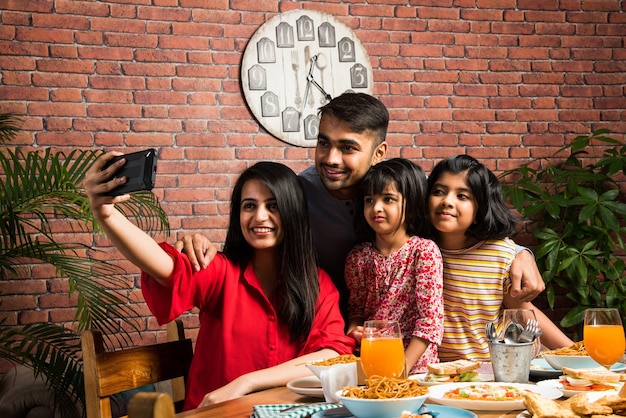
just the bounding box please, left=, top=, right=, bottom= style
left=410, top=373, right=494, bottom=386
left=536, top=378, right=623, bottom=398
left=286, top=376, right=325, bottom=398
left=427, top=382, right=562, bottom=411
left=530, top=358, right=626, bottom=379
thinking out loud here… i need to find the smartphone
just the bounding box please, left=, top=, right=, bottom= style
left=102, top=149, right=158, bottom=196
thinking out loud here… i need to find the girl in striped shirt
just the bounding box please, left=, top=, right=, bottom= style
left=426, top=155, right=572, bottom=362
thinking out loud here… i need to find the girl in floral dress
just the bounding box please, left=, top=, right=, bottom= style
left=345, top=158, right=444, bottom=374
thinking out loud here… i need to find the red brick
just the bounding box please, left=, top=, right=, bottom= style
left=17, top=27, right=74, bottom=43
left=0, top=296, right=38, bottom=311
left=19, top=310, right=50, bottom=324
left=1, top=0, right=625, bottom=369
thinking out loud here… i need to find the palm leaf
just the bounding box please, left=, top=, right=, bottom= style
left=0, top=113, right=171, bottom=414
left=0, top=320, right=82, bottom=418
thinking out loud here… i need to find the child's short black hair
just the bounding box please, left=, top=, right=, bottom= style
left=427, top=154, right=518, bottom=240
left=356, top=157, right=430, bottom=242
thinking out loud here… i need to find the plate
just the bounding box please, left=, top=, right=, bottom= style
left=419, top=404, right=478, bottom=418
left=426, top=382, right=562, bottom=411
left=529, top=358, right=626, bottom=379
left=536, top=378, right=624, bottom=398
left=409, top=373, right=494, bottom=386
left=286, top=376, right=324, bottom=399
left=310, top=403, right=477, bottom=418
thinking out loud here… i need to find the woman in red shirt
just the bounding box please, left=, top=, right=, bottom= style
left=85, top=157, right=355, bottom=410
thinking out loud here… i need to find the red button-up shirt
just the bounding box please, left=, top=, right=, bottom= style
left=141, top=243, right=355, bottom=410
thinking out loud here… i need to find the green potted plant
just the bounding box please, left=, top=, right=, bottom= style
left=500, top=129, right=626, bottom=337
left=0, top=113, right=170, bottom=417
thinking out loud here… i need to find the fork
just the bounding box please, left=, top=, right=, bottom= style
left=519, top=318, right=542, bottom=342
left=291, top=50, right=302, bottom=107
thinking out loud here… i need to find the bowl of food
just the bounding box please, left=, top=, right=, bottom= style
left=336, top=376, right=429, bottom=418
left=305, top=354, right=358, bottom=379
left=542, top=342, right=600, bottom=370
left=543, top=354, right=602, bottom=370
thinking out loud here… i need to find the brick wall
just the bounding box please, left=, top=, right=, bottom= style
left=0, top=0, right=625, bottom=371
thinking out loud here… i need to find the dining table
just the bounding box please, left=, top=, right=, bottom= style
left=174, top=385, right=523, bottom=418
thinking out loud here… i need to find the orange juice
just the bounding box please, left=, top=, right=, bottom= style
left=360, top=337, right=404, bottom=378
left=584, top=324, right=626, bottom=367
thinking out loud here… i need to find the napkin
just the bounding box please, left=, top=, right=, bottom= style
left=319, top=362, right=358, bottom=403
left=251, top=402, right=342, bottom=418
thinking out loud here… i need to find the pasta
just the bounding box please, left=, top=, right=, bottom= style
left=542, top=341, right=588, bottom=356
left=341, top=375, right=428, bottom=399
left=309, top=354, right=358, bottom=366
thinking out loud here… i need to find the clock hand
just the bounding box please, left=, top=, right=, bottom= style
left=302, top=79, right=312, bottom=113
left=307, top=55, right=332, bottom=102
left=301, top=54, right=332, bottom=112
left=307, top=74, right=332, bottom=102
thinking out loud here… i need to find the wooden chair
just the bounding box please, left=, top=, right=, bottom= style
left=127, top=392, right=175, bottom=418
left=82, top=320, right=193, bottom=418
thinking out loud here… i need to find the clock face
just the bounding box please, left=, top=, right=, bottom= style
left=241, top=10, right=374, bottom=147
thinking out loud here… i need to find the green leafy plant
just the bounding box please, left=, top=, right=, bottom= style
left=501, top=129, right=626, bottom=332
left=0, top=113, right=170, bottom=416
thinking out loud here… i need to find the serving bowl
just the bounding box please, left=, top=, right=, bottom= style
left=542, top=353, right=601, bottom=370
left=336, top=390, right=428, bottom=418
left=305, top=363, right=330, bottom=379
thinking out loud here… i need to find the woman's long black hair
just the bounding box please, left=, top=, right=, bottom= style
left=355, top=158, right=430, bottom=243
left=427, top=155, right=518, bottom=241
left=222, top=162, right=319, bottom=341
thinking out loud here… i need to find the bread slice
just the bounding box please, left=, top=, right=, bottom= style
left=426, top=359, right=480, bottom=375
left=562, top=366, right=624, bottom=383
left=523, top=392, right=578, bottom=418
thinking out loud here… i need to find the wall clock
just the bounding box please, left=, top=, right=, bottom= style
left=241, top=9, right=374, bottom=148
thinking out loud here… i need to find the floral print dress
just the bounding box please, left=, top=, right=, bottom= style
left=345, top=235, right=444, bottom=374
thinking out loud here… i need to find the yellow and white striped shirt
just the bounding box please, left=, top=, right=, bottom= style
left=438, top=238, right=516, bottom=362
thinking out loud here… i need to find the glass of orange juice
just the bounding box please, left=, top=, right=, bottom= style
left=360, top=320, right=405, bottom=378
left=584, top=308, right=625, bottom=369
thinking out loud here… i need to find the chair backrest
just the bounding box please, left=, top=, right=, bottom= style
left=127, top=392, right=175, bottom=418
left=82, top=320, right=193, bottom=418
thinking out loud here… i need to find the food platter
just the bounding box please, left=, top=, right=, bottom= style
left=536, top=378, right=624, bottom=398
left=530, top=358, right=626, bottom=379
left=516, top=391, right=614, bottom=418
left=286, top=376, right=324, bottom=398
left=427, top=382, right=562, bottom=411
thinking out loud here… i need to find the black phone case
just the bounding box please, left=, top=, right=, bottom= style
left=102, top=149, right=157, bottom=196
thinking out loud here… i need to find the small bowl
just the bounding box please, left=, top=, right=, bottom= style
left=305, top=363, right=331, bottom=379
left=542, top=353, right=601, bottom=370
left=336, top=390, right=428, bottom=418
left=305, top=356, right=358, bottom=379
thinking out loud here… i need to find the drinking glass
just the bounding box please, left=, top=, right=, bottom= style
left=584, top=308, right=626, bottom=369
left=498, top=308, right=541, bottom=357
left=359, top=320, right=405, bottom=378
